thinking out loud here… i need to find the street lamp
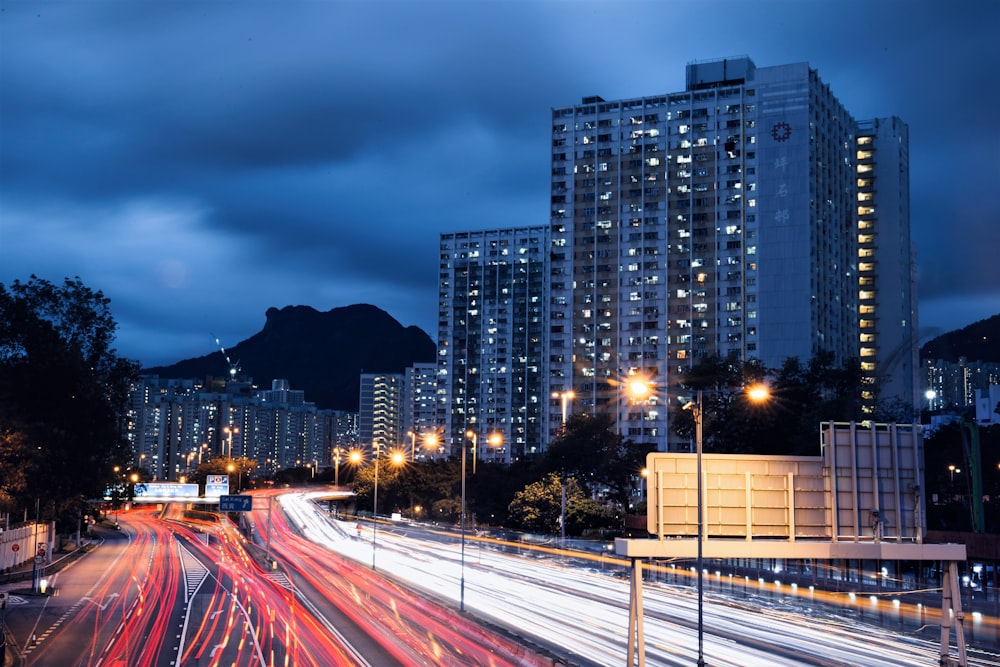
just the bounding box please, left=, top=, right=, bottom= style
left=227, top=463, right=241, bottom=493
left=467, top=430, right=478, bottom=475
left=683, top=383, right=769, bottom=667
left=371, top=446, right=404, bottom=570
left=461, top=430, right=476, bottom=610
left=423, top=432, right=439, bottom=457
left=224, top=426, right=239, bottom=458
left=552, top=390, right=575, bottom=427
left=332, top=447, right=345, bottom=486
left=486, top=431, right=504, bottom=465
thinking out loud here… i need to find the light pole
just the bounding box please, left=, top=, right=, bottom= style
left=684, top=390, right=706, bottom=667
left=552, top=390, right=575, bottom=427
left=467, top=429, right=478, bottom=475
left=224, top=426, right=239, bottom=458
left=371, top=446, right=403, bottom=570
left=332, top=447, right=343, bottom=486
left=372, top=443, right=381, bottom=570
left=682, top=382, right=769, bottom=667
left=461, top=430, right=476, bottom=611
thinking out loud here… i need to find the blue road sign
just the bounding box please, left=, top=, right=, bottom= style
left=219, top=495, right=252, bottom=512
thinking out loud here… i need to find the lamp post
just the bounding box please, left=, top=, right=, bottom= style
left=684, top=390, right=707, bottom=667
left=682, top=382, right=769, bottom=667
left=224, top=426, right=239, bottom=458
left=552, top=390, right=575, bottom=427
left=372, top=443, right=381, bottom=570
left=332, top=447, right=344, bottom=486
left=371, top=446, right=403, bottom=570
left=461, top=430, right=477, bottom=611
left=466, top=429, right=478, bottom=475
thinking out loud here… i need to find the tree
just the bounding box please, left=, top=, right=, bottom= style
left=0, top=276, right=139, bottom=529
left=540, top=413, right=650, bottom=508
left=670, top=353, right=867, bottom=456
left=507, top=473, right=615, bottom=536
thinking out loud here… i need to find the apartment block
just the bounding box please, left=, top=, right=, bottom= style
left=547, top=57, right=915, bottom=451
left=436, top=228, right=549, bottom=463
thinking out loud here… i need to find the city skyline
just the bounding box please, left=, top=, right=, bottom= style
left=2, top=1, right=998, bottom=367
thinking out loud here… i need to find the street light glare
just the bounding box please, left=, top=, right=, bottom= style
left=746, top=383, right=770, bottom=403
left=628, top=379, right=651, bottom=400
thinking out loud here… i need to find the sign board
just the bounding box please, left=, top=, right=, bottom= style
left=219, top=495, right=252, bottom=512
left=645, top=421, right=923, bottom=542
left=11, top=543, right=19, bottom=552
left=134, top=482, right=200, bottom=499
left=205, top=475, right=230, bottom=498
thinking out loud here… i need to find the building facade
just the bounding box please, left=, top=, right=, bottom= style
left=358, top=373, right=405, bottom=457
left=436, top=228, right=549, bottom=463
left=128, top=375, right=337, bottom=480
left=547, top=57, right=915, bottom=451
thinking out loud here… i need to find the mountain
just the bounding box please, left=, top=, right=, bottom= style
left=141, top=304, right=435, bottom=410
left=920, top=313, right=1000, bottom=363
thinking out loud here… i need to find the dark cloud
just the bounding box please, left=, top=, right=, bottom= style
left=2, top=0, right=996, bottom=367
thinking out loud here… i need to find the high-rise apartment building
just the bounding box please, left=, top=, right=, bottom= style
left=547, top=57, right=915, bottom=451
left=856, top=118, right=919, bottom=417
left=436, top=228, right=549, bottom=463
left=404, top=363, right=440, bottom=458
left=358, top=373, right=404, bottom=456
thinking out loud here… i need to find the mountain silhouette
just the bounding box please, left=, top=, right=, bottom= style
left=141, top=304, right=435, bottom=410
left=920, top=313, right=1000, bottom=363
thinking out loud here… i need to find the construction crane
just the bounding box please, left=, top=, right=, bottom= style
left=211, top=334, right=241, bottom=381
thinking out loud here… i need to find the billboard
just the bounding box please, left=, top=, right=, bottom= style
left=646, top=422, right=924, bottom=542
left=205, top=475, right=230, bottom=498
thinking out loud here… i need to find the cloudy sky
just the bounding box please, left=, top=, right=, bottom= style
left=2, top=0, right=997, bottom=367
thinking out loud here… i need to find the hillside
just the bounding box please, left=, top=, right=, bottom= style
left=920, top=313, right=1000, bottom=363
left=141, top=304, right=435, bottom=410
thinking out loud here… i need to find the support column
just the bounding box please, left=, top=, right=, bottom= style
left=627, top=557, right=646, bottom=667
left=939, top=560, right=968, bottom=667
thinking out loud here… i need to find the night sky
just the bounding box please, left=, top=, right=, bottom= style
left=2, top=1, right=997, bottom=367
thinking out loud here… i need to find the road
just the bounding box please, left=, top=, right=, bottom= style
left=276, top=490, right=1000, bottom=667
left=2, top=503, right=556, bottom=667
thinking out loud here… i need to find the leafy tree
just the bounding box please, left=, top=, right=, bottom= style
left=0, top=276, right=138, bottom=530
left=507, top=473, right=613, bottom=536
left=539, top=413, right=651, bottom=507
left=670, top=353, right=867, bottom=456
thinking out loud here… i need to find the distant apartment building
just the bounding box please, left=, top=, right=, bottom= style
left=358, top=373, right=405, bottom=456
left=855, top=118, right=919, bottom=418
left=436, top=228, right=549, bottom=463
left=546, top=56, right=916, bottom=451
left=128, top=376, right=337, bottom=479
left=404, top=363, right=440, bottom=458
left=924, top=357, right=1000, bottom=418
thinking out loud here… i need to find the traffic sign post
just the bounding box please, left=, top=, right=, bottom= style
left=219, top=495, right=252, bottom=512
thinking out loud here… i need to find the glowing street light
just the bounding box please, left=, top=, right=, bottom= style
left=461, top=429, right=477, bottom=610
left=371, top=446, right=404, bottom=571
left=551, top=390, right=575, bottom=427
left=684, top=382, right=770, bottom=667
left=224, top=426, right=239, bottom=458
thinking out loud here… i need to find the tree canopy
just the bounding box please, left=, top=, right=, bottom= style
left=0, top=276, right=138, bottom=529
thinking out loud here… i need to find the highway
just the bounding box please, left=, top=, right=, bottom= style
left=4, top=494, right=998, bottom=666
left=4, top=503, right=554, bottom=666
left=274, top=490, right=1000, bottom=667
